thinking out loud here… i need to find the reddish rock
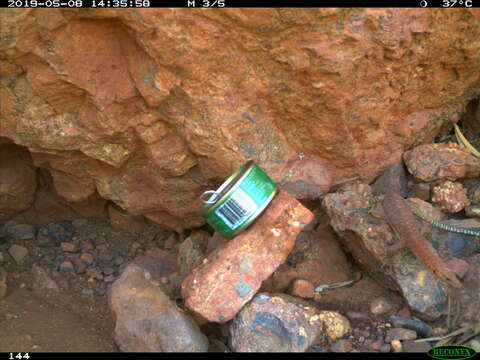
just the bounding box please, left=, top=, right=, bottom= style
left=406, top=197, right=447, bottom=222
left=408, top=182, right=431, bottom=201
left=404, top=142, right=480, bottom=182
left=49, top=169, right=96, bottom=202
left=371, top=162, right=408, bottom=198
left=107, top=203, right=148, bottom=233
left=0, top=145, right=37, bottom=221
left=229, top=293, right=324, bottom=352
left=322, top=183, right=455, bottom=320
left=289, top=278, right=315, bottom=299
left=431, top=180, right=470, bottom=213
left=265, top=226, right=352, bottom=293
left=109, top=263, right=209, bottom=352
left=181, top=190, right=314, bottom=323
left=322, top=183, right=393, bottom=277
left=206, top=231, right=229, bottom=255
left=2, top=10, right=480, bottom=230
left=445, top=258, right=470, bottom=279
left=80, top=253, right=94, bottom=265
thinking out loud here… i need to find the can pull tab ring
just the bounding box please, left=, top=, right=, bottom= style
left=200, top=190, right=220, bottom=205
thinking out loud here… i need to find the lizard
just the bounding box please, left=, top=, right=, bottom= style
left=381, top=192, right=462, bottom=288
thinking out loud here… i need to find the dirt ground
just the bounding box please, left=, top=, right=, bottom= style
left=0, top=218, right=165, bottom=352
left=0, top=217, right=477, bottom=353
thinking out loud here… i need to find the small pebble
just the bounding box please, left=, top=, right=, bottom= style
left=80, top=253, right=94, bottom=265
left=60, top=242, right=77, bottom=253
left=96, top=244, right=108, bottom=253
left=391, top=339, right=402, bottom=352
left=104, top=274, right=115, bottom=282
left=389, top=316, right=432, bottom=338
left=385, top=328, right=417, bottom=343
left=396, top=307, right=411, bottom=319
left=330, top=339, right=353, bottom=352
left=72, top=259, right=87, bottom=274
left=289, top=278, right=314, bottom=299
left=465, top=205, right=480, bottom=218
left=86, top=267, right=103, bottom=280
left=81, top=241, right=94, bottom=251
left=81, top=287, right=94, bottom=296
left=8, top=244, right=29, bottom=264
left=58, top=261, right=74, bottom=272
left=103, top=267, right=114, bottom=276
left=6, top=224, right=35, bottom=240
left=36, top=234, right=53, bottom=247
left=370, top=296, right=393, bottom=315
left=346, top=311, right=369, bottom=321
left=112, top=256, right=124, bottom=266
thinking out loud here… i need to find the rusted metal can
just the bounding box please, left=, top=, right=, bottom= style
left=200, top=160, right=277, bottom=238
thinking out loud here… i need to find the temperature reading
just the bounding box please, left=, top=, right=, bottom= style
left=443, top=0, right=472, bottom=6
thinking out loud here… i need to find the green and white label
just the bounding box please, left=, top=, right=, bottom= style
left=215, top=188, right=258, bottom=230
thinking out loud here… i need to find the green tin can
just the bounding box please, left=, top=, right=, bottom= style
left=200, top=160, right=277, bottom=238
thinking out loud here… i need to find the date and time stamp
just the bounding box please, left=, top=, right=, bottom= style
left=5, top=0, right=225, bottom=7
left=5, top=0, right=475, bottom=7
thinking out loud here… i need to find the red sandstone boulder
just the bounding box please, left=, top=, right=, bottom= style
left=1, top=9, right=479, bottom=230
left=181, top=190, right=314, bottom=323
left=404, top=142, right=480, bottom=182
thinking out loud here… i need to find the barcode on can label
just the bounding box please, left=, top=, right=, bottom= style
left=214, top=188, right=258, bottom=230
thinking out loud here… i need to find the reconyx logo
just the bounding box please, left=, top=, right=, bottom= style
left=428, top=345, right=477, bottom=360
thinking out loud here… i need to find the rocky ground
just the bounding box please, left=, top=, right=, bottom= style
left=1, top=126, right=480, bottom=353
left=0, top=198, right=478, bottom=352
